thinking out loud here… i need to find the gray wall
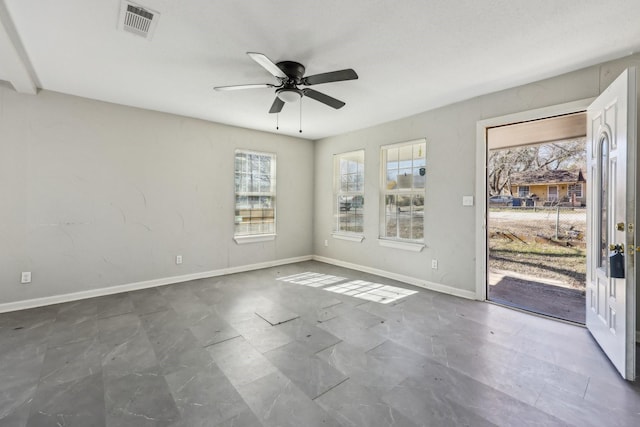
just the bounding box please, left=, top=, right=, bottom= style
left=313, top=53, right=640, bottom=327
left=0, top=88, right=313, bottom=305
left=2, top=53, right=638, bottom=331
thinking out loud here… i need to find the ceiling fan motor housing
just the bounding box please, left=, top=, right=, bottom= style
left=276, top=61, right=306, bottom=84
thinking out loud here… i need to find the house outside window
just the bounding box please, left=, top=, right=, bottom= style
left=334, top=150, right=364, bottom=234
left=380, top=139, right=426, bottom=242
left=517, top=185, right=530, bottom=197
left=234, top=149, right=276, bottom=237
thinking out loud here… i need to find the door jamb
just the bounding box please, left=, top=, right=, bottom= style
left=474, top=98, right=596, bottom=300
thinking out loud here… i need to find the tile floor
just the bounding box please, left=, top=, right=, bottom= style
left=0, top=260, right=639, bottom=427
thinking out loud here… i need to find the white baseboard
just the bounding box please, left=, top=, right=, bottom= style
left=0, top=255, right=312, bottom=314
left=312, top=255, right=476, bottom=300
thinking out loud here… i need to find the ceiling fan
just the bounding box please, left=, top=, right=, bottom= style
left=214, top=52, right=358, bottom=114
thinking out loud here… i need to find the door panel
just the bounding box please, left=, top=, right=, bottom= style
left=586, top=68, right=637, bottom=380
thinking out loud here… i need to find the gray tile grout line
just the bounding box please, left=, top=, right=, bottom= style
left=364, top=339, right=389, bottom=355
left=320, top=300, right=343, bottom=309
left=311, top=376, right=351, bottom=401
left=313, top=340, right=344, bottom=355
left=202, top=334, right=243, bottom=349
left=271, top=316, right=300, bottom=327
left=255, top=312, right=300, bottom=327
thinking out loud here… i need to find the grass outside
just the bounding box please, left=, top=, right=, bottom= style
left=489, top=238, right=586, bottom=289
left=489, top=208, right=586, bottom=290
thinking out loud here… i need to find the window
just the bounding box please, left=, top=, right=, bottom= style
left=234, top=150, right=276, bottom=237
left=380, top=139, right=426, bottom=242
left=568, top=183, right=582, bottom=198
left=334, top=150, right=365, bottom=234
left=517, top=186, right=530, bottom=197
left=599, top=134, right=609, bottom=268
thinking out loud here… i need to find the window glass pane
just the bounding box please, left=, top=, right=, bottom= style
left=413, top=167, right=425, bottom=188
left=399, top=145, right=413, bottom=165
left=345, top=173, right=354, bottom=191
left=237, top=151, right=247, bottom=163
left=259, top=157, right=271, bottom=174
left=600, top=135, right=609, bottom=268
left=384, top=195, right=397, bottom=238
left=337, top=195, right=364, bottom=233
left=260, top=175, right=270, bottom=193
left=397, top=168, right=412, bottom=188
left=334, top=150, right=365, bottom=234
left=412, top=195, right=425, bottom=239
left=387, top=148, right=399, bottom=169
left=234, top=150, right=276, bottom=236
left=340, top=175, right=349, bottom=192
left=413, top=143, right=426, bottom=167
left=397, top=195, right=411, bottom=239
left=236, top=195, right=248, bottom=208
left=355, top=163, right=364, bottom=192
left=340, top=158, right=349, bottom=175
left=380, top=140, right=426, bottom=242
left=386, top=171, right=397, bottom=189
left=347, top=159, right=357, bottom=174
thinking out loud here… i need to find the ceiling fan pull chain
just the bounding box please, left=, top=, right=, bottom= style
left=276, top=113, right=279, bottom=130
left=299, top=98, right=302, bottom=133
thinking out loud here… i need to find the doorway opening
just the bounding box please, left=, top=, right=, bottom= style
left=486, top=112, right=588, bottom=323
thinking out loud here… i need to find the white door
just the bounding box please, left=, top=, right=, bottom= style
left=586, top=68, right=637, bottom=380
left=548, top=185, right=558, bottom=202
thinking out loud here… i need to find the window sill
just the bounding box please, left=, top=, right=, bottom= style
left=332, top=233, right=365, bottom=243
left=377, top=238, right=425, bottom=252
left=234, top=234, right=276, bottom=244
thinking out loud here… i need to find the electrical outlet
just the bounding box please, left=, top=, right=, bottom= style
left=324, top=239, right=329, bottom=247
left=176, top=255, right=183, bottom=265
left=431, top=259, right=438, bottom=269
left=21, top=272, right=31, bottom=284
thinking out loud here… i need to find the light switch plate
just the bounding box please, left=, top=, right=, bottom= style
left=462, top=196, right=474, bottom=206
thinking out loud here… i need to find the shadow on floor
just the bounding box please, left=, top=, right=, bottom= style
left=489, top=270, right=585, bottom=324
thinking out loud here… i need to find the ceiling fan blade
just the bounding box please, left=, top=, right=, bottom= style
left=214, top=83, right=274, bottom=91
left=247, top=52, right=287, bottom=79
left=302, top=69, right=358, bottom=86
left=269, top=97, right=285, bottom=114
left=303, top=89, right=345, bottom=109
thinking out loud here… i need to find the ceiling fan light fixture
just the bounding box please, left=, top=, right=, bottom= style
left=276, top=88, right=302, bottom=103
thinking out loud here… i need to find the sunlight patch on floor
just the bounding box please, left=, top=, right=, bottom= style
left=323, top=280, right=417, bottom=304
left=277, top=272, right=347, bottom=287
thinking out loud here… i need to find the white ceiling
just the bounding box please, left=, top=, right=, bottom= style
left=2, top=0, right=640, bottom=140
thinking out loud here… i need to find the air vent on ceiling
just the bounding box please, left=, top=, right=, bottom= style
left=118, top=1, right=160, bottom=39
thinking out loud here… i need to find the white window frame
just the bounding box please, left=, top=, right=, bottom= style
left=379, top=138, right=426, bottom=249
left=568, top=183, right=583, bottom=198
left=333, top=150, right=365, bottom=239
left=233, top=149, right=276, bottom=243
